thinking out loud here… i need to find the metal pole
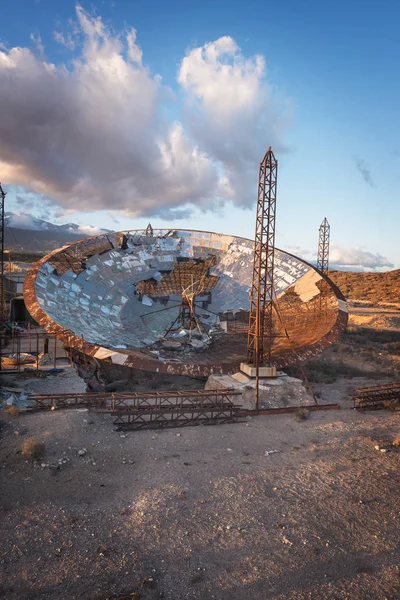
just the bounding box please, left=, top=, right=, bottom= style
left=0, top=183, right=6, bottom=324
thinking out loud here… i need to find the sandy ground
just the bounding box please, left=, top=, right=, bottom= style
left=0, top=380, right=399, bottom=600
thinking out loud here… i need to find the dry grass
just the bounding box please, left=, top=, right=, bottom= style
left=384, top=400, right=400, bottom=412
left=21, top=438, right=45, bottom=461
left=6, top=405, right=20, bottom=418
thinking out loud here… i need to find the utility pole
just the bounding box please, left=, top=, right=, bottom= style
left=317, top=217, right=330, bottom=275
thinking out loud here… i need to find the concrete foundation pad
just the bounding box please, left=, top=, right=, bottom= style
left=240, top=363, right=277, bottom=378
left=206, top=371, right=314, bottom=411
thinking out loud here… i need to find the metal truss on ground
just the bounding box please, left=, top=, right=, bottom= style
left=23, top=388, right=243, bottom=431
left=105, top=389, right=243, bottom=430
left=353, top=383, right=400, bottom=410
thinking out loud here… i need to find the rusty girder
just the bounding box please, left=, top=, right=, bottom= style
left=23, top=388, right=244, bottom=431
left=353, top=382, right=400, bottom=410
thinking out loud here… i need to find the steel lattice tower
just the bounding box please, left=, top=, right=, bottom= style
left=247, top=147, right=278, bottom=367
left=0, top=183, right=6, bottom=323
left=317, top=217, right=330, bottom=274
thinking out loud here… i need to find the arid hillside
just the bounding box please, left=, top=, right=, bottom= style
left=329, top=269, right=400, bottom=304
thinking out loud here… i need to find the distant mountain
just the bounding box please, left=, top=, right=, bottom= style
left=4, top=212, right=112, bottom=255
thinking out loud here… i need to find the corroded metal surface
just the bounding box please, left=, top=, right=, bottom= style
left=353, top=382, right=400, bottom=410
left=24, top=229, right=348, bottom=376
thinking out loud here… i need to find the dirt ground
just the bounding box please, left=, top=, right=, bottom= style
left=0, top=381, right=399, bottom=600
left=1, top=303, right=400, bottom=600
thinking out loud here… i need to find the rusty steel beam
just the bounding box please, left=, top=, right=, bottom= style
left=240, top=403, right=340, bottom=416
left=25, top=388, right=242, bottom=415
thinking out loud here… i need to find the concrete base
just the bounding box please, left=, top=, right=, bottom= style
left=205, top=371, right=313, bottom=411
left=240, top=363, right=277, bottom=378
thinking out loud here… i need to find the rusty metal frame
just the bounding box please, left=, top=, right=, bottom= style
left=108, top=389, right=243, bottom=430
left=22, top=388, right=243, bottom=431
left=317, top=218, right=330, bottom=275
left=0, top=331, right=66, bottom=372
left=353, top=382, right=400, bottom=410
left=247, top=147, right=278, bottom=367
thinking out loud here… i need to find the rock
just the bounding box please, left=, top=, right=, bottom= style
left=105, top=379, right=130, bottom=392
left=78, top=449, right=87, bottom=457
left=161, top=340, right=182, bottom=350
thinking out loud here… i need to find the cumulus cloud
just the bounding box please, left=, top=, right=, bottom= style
left=178, top=36, right=292, bottom=205
left=6, top=212, right=38, bottom=230
left=0, top=5, right=289, bottom=219
left=330, top=244, right=393, bottom=270
left=354, top=157, right=376, bottom=188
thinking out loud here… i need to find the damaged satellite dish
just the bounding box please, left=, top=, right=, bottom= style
left=24, top=229, right=348, bottom=376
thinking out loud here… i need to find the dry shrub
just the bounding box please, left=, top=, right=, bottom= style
left=295, top=407, right=310, bottom=422
left=6, top=405, right=20, bottom=418
left=384, top=400, right=400, bottom=412
left=22, top=438, right=45, bottom=461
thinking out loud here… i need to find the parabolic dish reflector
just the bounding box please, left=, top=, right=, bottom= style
left=24, top=229, right=348, bottom=376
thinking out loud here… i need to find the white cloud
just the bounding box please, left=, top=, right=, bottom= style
left=0, top=5, right=290, bottom=219
left=69, top=224, right=103, bottom=236
left=53, top=30, right=76, bottom=50
left=330, top=245, right=394, bottom=270
left=178, top=36, right=293, bottom=206
left=6, top=212, right=39, bottom=230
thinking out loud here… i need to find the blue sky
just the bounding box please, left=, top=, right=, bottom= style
left=0, top=0, right=399, bottom=270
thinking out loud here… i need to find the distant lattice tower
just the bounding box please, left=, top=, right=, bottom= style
left=247, top=147, right=278, bottom=368
left=317, top=217, right=330, bottom=275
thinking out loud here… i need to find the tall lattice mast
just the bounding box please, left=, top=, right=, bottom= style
left=247, top=147, right=278, bottom=367
left=0, top=183, right=6, bottom=323
left=317, top=217, right=330, bottom=275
